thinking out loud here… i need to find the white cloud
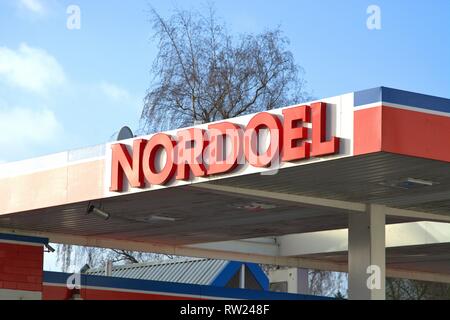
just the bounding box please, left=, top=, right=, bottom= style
left=100, top=82, right=130, bottom=101
left=0, top=105, right=62, bottom=153
left=19, top=0, right=46, bottom=15
left=0, top=43, right=66, bottom=95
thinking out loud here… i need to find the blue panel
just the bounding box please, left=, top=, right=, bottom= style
left=43, top=271, right=71, bottom=283
left=381, top=87, right=450, bottom=113
left=83, top=273, right=199, bottom=296
left=199, top=285, right=333, bottom=300
left=44, top=271, right=203, bottom=296
left=354, top=86, right=450, bottom=113
left=0, top=232, right=48, bottom=245
left=354, top=87, right=382, bottom=107
left=43, top=271, right=333, bottom=300
left=210, top=261, right=241, bottom=287
left=245, top=262, right=269, bottom=290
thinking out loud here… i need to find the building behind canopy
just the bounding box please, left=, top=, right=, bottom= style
left=85, top=258, right=269, bottom=290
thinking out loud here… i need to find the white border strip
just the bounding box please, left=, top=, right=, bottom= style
left=354, top=102, right=450, bottom=117
left=0, top=288, right=42, bottom=300
left=0, top=155, right=105, bottom=179
left=353, top=102, right=381, bottom=111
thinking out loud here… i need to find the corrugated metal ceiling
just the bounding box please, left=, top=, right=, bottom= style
left=0, top=152, right=447, bottom=245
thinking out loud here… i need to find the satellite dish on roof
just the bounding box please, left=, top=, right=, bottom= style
left=117, top=126, right=134, bottom=141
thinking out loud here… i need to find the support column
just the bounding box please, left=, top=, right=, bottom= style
left=239, top=264, right=245, bottom=289
left=348, top=204, right=386, bottom=300
left=297, top=268, right=309, bottom=295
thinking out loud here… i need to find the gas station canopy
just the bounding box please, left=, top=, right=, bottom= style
left=1, top=87, right=449, bottom=298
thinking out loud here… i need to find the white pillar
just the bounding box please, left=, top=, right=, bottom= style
left=105, top=260, right=113, bottom=276
left=348, top=204, right=386, bottom=300
left=297, top=268, right=309, bottom=295
left=239, top=264, right=245, bottom=289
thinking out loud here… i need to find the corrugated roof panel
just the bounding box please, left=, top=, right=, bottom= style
left=191, top=259, right=222, bottom=285
left=206, top=260, right=228, bottom=285
left=161, top=263, right=179, bottom=281
left=180, top=261, right=196, bottom=282
left=136, top=266, right=149, bottom=279
left=86, top=258, right=231, bottom=285
left=141, top=265, right=155, bottom=280
left=184, top=261, right=203, bottom=283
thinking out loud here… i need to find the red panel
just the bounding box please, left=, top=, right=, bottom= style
left=382, top=106, right=450, bottom=162
left=1, top=281, right=18, bottom=290
left=26, top=276, right=42, bottom=284
left=16, top=282, right=42, bottom=291
left=42, top=285, right=72, bottom=300
left=0, top=243, right=40, bottom=253
left=0, top=273, right=29, bottom=282
left=14, top=245, right=42, bottom=254
left=82, top=288, right=204, bottom=300
left=0, top=242, right=43, bottom=292
left=353, top=107, right=382, bottom=155
left=2, top=266, right=42, bottom=276
left=8, top=258, right=43, bottom=269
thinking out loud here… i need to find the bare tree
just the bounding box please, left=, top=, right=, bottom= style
left=308, top=270, right=348, bottom=297
left=386, top=278, right=450, bottom=300
left=141, top=6, right=309, bottom=133
left=56, top=244, right=173, bottom=272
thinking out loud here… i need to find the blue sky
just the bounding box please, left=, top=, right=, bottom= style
left=0, top=0, right=449, bottom=164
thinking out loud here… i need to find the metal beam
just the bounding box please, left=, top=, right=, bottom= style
left=278, top=221, right=450, bottom=256
left=0, top=227, right=344, bottom=271
left=1, top=227, right=450, bottom=284
left=387, top=269, right=450, bottom=284
left=188, top=238, right=279, bottom=256
left=191, top=183, right=366, bottom=212
left=386, top=207, right=450, bottom=223
left=191, top=183, right=450, bottom=223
